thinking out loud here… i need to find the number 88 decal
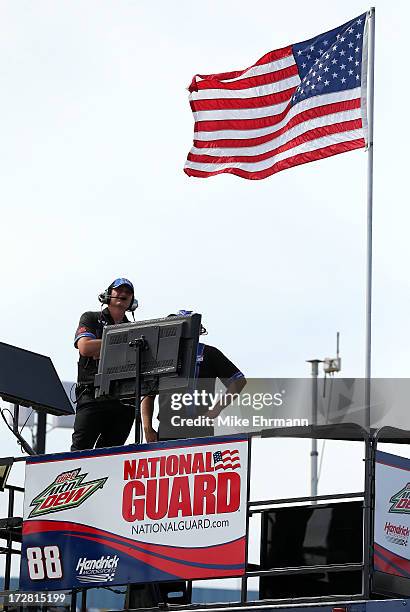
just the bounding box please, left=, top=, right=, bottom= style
left=27, top=546, right=62, bottom=579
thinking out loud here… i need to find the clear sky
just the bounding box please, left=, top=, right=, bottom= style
left=0, top=0, right=409, bottom=585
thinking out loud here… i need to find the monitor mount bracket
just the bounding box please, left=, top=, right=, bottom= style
left=128, top=335, right=148, bottom=445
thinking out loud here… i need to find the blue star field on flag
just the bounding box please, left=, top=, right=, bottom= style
left=185, top=12, right=369, bottom=179
left=213, top=451, right=223, bottom=463
left=292, top=13, right=366, bottom=105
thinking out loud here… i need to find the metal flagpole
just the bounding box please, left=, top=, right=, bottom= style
left=365, top=7, right=375, bottom=431
left=363, top=7, right=375, bottom=598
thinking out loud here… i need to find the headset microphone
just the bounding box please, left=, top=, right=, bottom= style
left=98, top=279, right=139, bottom=313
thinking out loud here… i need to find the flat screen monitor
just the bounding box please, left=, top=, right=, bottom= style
left=0, top=342, right=74, bottom=416
left=95, top=313, right=201, bottom=399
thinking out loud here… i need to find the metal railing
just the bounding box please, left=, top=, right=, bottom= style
left=0, top=429, right=380, bottom=610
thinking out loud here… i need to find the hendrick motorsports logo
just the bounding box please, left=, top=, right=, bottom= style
left=384, top=521, right=409, bottom=547
left=29, top=468, right=108, bottom=518
left=389, top=483, right=410, bottom=514
left=76, top=555, right=119, bottom=584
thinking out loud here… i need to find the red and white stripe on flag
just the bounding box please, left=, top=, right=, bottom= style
left=214, top=449, right=241, bottom=471
left=184, top=13, right=369, bottom=180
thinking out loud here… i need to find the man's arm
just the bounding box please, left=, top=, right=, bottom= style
left=209, top=376, right=247, bottom=418
left=77, top=337, right=102, bottom=358
left=203, top=345, right=247, bottom=419
left=74, top=312, right=102, bottom=358
left=141, top=396, right=158, bottom=442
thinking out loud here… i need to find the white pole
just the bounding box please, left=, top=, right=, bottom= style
left=307, top=359, right=320, bottom=498
left=365, top=7, right=375, bottom=431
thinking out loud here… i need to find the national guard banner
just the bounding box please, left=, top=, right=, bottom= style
left=20, top=435, right=249, bottom=590
left=374, top=451, right=410, bottom=580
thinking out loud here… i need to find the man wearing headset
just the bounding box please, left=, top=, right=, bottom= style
left=71, top=278, right=138, bottom=451
left=141, top=311, right=247, bottom=442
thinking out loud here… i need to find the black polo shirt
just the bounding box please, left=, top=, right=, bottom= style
left=158, top=343, right=244, bottom=440
left=74, top=309, right=128, bottom=387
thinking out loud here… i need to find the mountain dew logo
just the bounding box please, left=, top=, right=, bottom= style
left=29, top=468, right=108, bottom=518
left=389, top=483, right=410, bottom=513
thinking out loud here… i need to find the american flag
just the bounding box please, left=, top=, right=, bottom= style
left=184, top=12, right=368, bottom=180
left=213, top=449, right=241, bottom=470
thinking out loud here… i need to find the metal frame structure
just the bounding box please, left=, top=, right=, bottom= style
left=0, top=483, right=24, bottom=596
left=1, top=423, right=409, bottom=611
left=240, top=424, right=372, bottom=604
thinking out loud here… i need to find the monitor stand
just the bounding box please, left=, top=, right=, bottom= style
left=128, top=335, right=148, bottom=445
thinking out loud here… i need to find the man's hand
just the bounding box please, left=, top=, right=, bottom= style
left=207, top=404, right=225, bottom=419
left=141, top=396, right=158, bottom=442
left=144, top=427, right=158, bottom=443
left=206, top=377, right=247, bottom=420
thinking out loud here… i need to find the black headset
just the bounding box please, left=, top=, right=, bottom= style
left=98, top=282, right=139, bottom=312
